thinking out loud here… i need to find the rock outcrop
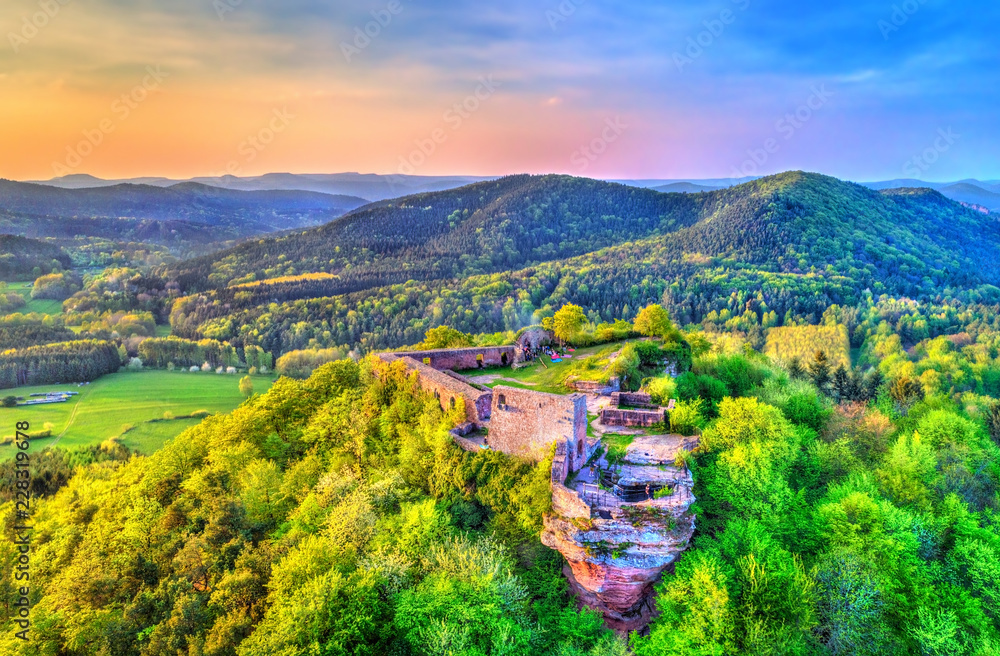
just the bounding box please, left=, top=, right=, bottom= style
left=541, top=434, right=699, bottom=633
left=542, top=497, right=695, bottom=632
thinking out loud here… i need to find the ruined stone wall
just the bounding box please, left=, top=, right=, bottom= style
left=489, top=385, right=589, bottom=469
left=552, top=483, right=592, bottom=519
left=610, top=392, right=656, bottom=409
left=600, top=408, right=665, bottom=427
left=453, top=436, right=485, bottom=453
left=567, top=378, right=621, bottom=395
left=517, top=328, right=554, bottom=350
left=388, top=356, right=493, bottom=424
left=550, top=441, right=593, bottom=520
left=551, top=441, right=571, bottom=483
left=397, top=346, right=518, bottom=370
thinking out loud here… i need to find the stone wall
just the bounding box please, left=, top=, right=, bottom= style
left=453, top=436, right=486, bottom=453
left=489, top=385, right=589, bottom=469
left=517, top=328, right=554, bottom=350
left=394, top=345, right=519, bottom=371
left=610, top=392, right=656, bottom=409
left=567, top=378, right=621, bottom=395
left=552, top=483, right=592, bottom=519
left=550, top=441, right=593, bottom=520
left=600, top=408, right=665, bottom=427
left=384, top=356, right=493, bottom=424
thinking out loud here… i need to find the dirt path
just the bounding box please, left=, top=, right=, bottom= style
left=466, top=374, right=537, bottom=386
left=51, top=385, right=91, bottom=447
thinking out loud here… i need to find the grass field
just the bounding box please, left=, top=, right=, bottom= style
left=473, top=342, right=631, bottom=394
left=2, top=281, right=64, bottom=315
left=0, top=370, right=275, bottom=459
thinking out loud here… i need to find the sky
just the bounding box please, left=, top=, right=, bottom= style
left=1, top=0, right=998, bottom=182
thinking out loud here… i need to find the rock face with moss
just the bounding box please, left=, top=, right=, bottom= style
left=541, top=434, right=698, bottom=633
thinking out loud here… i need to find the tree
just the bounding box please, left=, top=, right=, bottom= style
left=890, top=375, right=923, bottom=405
left=636, top=552, right=736, bottom=656
left=809, top=351, right=831, bottom=391
left=788, top=357, right=805, bottom=380
left=866, top=369, right=885, bottom=401
left=239, top=375, right=254, bottom=397
left=833, top=365, right=850, bottom=401
left=421, top=325, right=474, bottom=350
left=553, top=304, right=587, bottom=344
left=987, top=402, right=1000, bottom=446
left=633, top=304, right=673, bottom=338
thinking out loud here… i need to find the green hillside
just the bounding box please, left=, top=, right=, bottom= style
left=0, top=234, right=72, bottom=280
left=166, top=173, right=1000, bottom=356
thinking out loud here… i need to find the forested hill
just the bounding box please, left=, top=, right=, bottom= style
left=169, top=174, right=708, bottom=289
left=168, top=171, right=1000, bottom=294
left=0, top=180, right=369, bottom=239
left=163, top=172, right=1000, bottom=356
left=647, top=172, right=1000, bottom=287
left=0, top=234, right=71, bottom=279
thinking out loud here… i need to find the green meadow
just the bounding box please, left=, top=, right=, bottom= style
left=0, top=370, right=274, bottom=458
left=473, top=341, right=635, bottom=394
left=2, top=280, right=64, bottom=315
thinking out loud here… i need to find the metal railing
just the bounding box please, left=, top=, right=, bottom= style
left=578, top=482, right=693, bottom=513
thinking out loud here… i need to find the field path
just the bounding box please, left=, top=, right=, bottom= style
left=51, top=385, right=91, bottom=447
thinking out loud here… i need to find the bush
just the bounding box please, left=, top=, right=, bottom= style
left=669, top=399, right=705, bottom=436
left=675, top=372, right=727, bottom=411
left=1, top=396, right=17, bottom=408
left=633, top=341, right=665, bottom=367
left=783, top=393, right=831, bottom=432
left=647, top=376, right=677, bottom=405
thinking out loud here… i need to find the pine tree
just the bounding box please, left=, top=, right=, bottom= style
left=833, top=365, right=850, bottom=402
left=987, top=402, right=1000, bottom=447
left=809, top=351, right=831, bottom=392
left=866, top=369, right=885, bottom=401
left=788, top=357, right=805, bottom=380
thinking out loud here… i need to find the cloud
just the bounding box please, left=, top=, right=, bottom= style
left=0, top=0, right=996, bottom=179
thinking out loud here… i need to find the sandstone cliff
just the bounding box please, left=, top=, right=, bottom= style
left=542, top=434, right=698, bottom=633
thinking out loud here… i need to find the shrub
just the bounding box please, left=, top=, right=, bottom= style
left=647, top=376, right=677, bottom=405
left=669, top=399, right=705, bottom=436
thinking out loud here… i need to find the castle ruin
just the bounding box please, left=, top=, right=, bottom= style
left=376, top=340, right=697, bottom=633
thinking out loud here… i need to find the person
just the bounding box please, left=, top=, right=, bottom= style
left=645, top=484, right=651, bottom=500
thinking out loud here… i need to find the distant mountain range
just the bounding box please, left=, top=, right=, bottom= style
left=26, top=172, right=999, bottom=212
left=0, top=180, right=368, bottom=249
left=162, top=171, right=1000, bottom=354
left=861, top=178, right=1000, bottom=212
left=27, top=173, right=494, bottom=203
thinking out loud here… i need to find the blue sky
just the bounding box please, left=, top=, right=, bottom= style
left=2, top=0, right=997, bottom=180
